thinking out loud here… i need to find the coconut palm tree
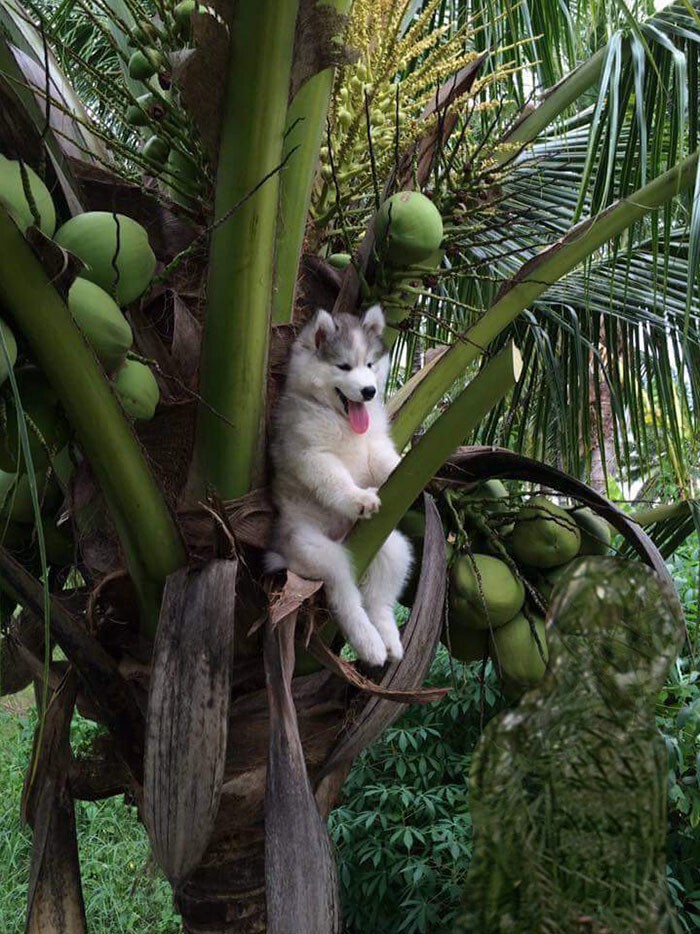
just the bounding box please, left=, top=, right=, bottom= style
left=0, top=0, right=699, bottom=931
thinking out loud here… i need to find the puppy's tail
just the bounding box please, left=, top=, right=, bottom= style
left=264, top=551, right=287, bottom=574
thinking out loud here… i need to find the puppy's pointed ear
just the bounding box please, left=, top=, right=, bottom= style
left=300, top=309, right=336, bottom=349
left=361, top=304, right=385, bottom=338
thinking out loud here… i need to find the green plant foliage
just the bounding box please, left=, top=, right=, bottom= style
left=329, top=646, right=504, bottom=934
left=659, top=541, right=700, bottom=929
left=329, top=539, right=700, bottom=934
left=0, top=703, right=183, bottom=933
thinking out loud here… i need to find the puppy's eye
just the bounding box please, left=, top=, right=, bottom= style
left=337, top=363, right=352, bottom=372
left=367, top=361, right=374, bottom=369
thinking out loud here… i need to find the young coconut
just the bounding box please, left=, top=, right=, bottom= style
left=67, top=278, right=134, bottom=371
left=569, top=506, right=612, bottom=556
left=509, top=496, right=581, bottom=569
left=0, top=369, right=70, bottom=474
left=376, top=191, right=443, bottom=266
left=328, top=253, right=352, bottom=269
left=113, top=359, right=160, bottom=420
left=0, top=468, right=62, bottom=524
left=449, top=553, right=525, bottom=630
left=0, top=156, right=56, bottom=236
left=491, top=612, right=548, bottom=685
left=164, top=148, right=200, bottom=208
left=54, top=212, right=156, bottom=306
left=128, top=48, right=165, bottom=81
left=125, top=91, right=170, bottom=127
left=143, top=136, right=171, bottom=169
left=441, top=621, right=489, bottom=664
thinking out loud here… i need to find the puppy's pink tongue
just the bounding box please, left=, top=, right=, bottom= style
left=348, top=400, right=369, bottom=434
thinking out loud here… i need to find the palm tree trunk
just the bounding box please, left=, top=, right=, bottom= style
left=173, top=668, right=349, bottom=933
left=175, top=825, right=267, bottom=934
left=588, top=322, right=617, bottom=494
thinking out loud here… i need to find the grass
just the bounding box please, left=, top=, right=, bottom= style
left=0, top=696, right=182, bottom=934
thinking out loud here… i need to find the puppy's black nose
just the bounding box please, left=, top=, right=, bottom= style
left=361, top=386, right=376, bottom=401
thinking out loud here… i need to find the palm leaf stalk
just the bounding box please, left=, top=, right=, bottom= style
left=272, top=0, right=353, bottom=325
left=498, top=45, right=614, bottom=161
left=0, top=207, right=186, bottom=634
left=347, top=342, right=522, bottom=578
left=390, top=148, right=700, bottom=451
left=195, top=0, right=300, bottom=499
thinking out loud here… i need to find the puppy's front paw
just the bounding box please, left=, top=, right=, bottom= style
left=354, top=487, right=381, bottom=519
left=354, top=628, right=388, bottom=667
left=384, top=631, right=404, bottom=663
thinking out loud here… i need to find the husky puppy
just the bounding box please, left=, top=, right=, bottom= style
left=267, top=305, right=412, bottom=666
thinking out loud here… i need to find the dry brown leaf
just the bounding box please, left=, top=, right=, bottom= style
left=23, top=671, right=87, bottom=934
left=264, top=612, right=342, bottom=934
left=143, top=559, right=237, bottom=884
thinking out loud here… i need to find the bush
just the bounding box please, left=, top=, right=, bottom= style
left=0, top=702, right=182, bottom=934
left=660, top=541, right=700, bottom=928
left=333, top=545, right=700, bottom=934
left=329, top=648, right=504, bottom=933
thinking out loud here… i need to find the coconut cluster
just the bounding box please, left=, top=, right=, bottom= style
left=123, top=2, right=204, bottom=208
left=399, top=481, right=613, bottom=698
left=0, top=155, right=163, bottom=574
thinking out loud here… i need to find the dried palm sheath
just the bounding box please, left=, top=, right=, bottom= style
left=264, top=611, right=342, bottom=934
left=23, top=671, right=87, bottom=934
left=0, top=612, right=44, bottom=697
left=144, top=559, right=238, bottom=884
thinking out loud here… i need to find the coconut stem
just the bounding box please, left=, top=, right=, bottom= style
left=347, top=343, right=522, bottom=579
left=272, top=0, right=353, bottom=325
left=195, top=0, right=300, bottom=499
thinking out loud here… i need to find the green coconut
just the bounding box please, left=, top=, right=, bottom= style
left=126, top=104, right=149, bottom=127
left=126, top=92, right=169, bottom=127
left=449, top=553, right=525, bottom=631
left=164, top=148, right=199, bottom=207
left=0, top=319, right=18, bottom=388
left=113, top=360, right=160, bottom=420
left=129, top=21, right=160, bottom=45
left=143, top=135, right=171, bottom=168
left=570, top=506, right=612, bottom=556
left=491, top=612, right=548, bottom=684
left=328, top=253, right=352, bottom=269
left=68, top=278, right=133, bottom=370
left=0, top=468, right=62, bottom=524
left=55, top=212, right=156, bottom=306
left=0, top=370, right=70, bottom=474
left=0, top=156, right=56, bottom=236
left=509, top=496, right=581, bottom=569
left=173, top=0, right=199, bottom=29
left=376, top=191, right=443, bottom=266
left=463, top=478, right=514, bottom=534
left=128, top=48, right=164, bottom=81
left=478, top=479, right=509, bottom=500
left=441, top=621, right=489, bottom=663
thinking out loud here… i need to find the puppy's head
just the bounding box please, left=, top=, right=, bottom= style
left=290, top=306, right=388, bottom=433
